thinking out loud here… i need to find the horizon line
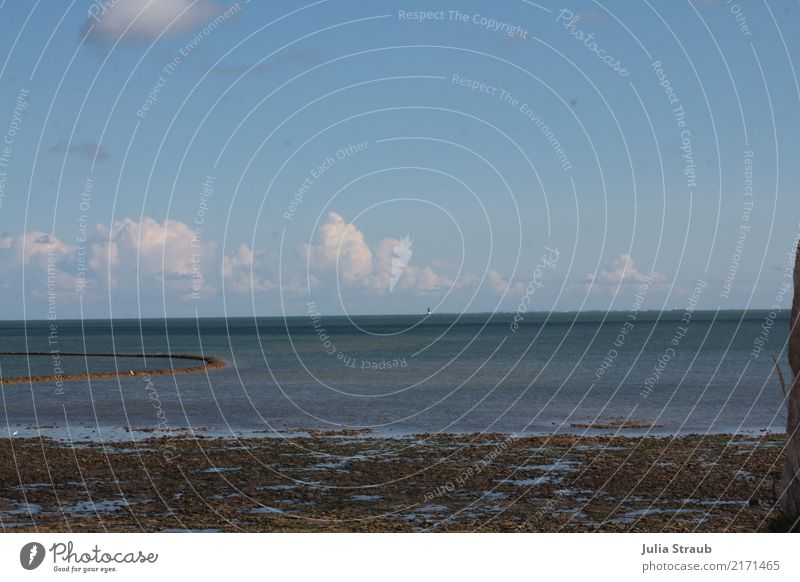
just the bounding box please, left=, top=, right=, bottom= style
left=0, top=307, right=789, bottom=324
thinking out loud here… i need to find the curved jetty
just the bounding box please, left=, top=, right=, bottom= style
left=0, top=352, right=226, bottom=385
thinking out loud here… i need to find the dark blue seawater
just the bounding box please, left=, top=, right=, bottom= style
left=0, top=311, right=791, bottom=438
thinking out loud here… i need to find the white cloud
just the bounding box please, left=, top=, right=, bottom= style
left=0, top=232, right=76, bottom=295
left=302, top=212, right=374, bottom=286
left=586, top=254, right=666, bottom=289
left=300, top=213, right=462, bottom=296
left=19, top=231, right=74, bottom=265
left=0, top=214, right=537, bottom=314
left=91, top=217, right=215, bottom=293
left=86, top=0, right=221, bottom=43
left=222, top=243, right=282, bottom=294
left=222, top=242, right=254, bottom=280
left=375, top=238, right=453, bottom=293
left=397, top=265, right=453, bottom=293
left=487, top=269, right=524, bottom=295
left=0, top=218, right=219, bottom=305
left=299, top=213, right=531, bottom=299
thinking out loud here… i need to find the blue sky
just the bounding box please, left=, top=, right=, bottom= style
left=0, top=0, right=798, bottom=319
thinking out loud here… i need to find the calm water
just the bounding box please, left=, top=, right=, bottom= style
left=0, top=311, right=791, bottom=438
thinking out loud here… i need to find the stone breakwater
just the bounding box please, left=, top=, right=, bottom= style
left=0, top=352, right=226, bottom=385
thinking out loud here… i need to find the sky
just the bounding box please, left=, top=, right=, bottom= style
left=0, top=0, right=798, bottom=320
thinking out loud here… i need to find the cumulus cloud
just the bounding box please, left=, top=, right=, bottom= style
left=222, top=243, right=283, bottom=294
left=395, top=265, right=453, bottom=293
left=302, top=212, right=374, bottom=287
left=222, top=243, right=254, bottom=280
left=19, top=232, right=74, bottom=265
left=90, top=217, right=216, bottom=294
left=0, top=217, right=222, bottom=306
left=0, top=232, right=76, bottom=296
left=300, top=212, right=463, bottom=296
left=375, top=236, right=454, bottom=293
left=48, top=140, right=108, bottom=162
left=585, top=254, right=666, bottom=289
left=0, top=212, right=531, bottom=314
left=85, top=0, right=221, bottom=43
left=487, top=269, right=524, bottom=295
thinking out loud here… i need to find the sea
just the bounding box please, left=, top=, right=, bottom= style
left=0, top=310, right=791, bottom=440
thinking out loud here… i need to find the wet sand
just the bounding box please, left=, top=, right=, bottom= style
left=0, top=432, right=786, bottom=532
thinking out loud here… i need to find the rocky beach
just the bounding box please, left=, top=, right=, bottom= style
left=0, top=431, right=786, bottom=532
